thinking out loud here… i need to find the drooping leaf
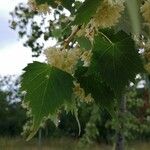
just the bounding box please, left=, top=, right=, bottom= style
left=21, top=61, right=74, bottom=139
left=75, top=67, right=115, bottom=112
left=73, top=0, right=101, bottom=25
left=89, top=30, right=144, bottom=96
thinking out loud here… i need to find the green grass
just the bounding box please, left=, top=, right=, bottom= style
left=0, top=137, right=111, bottom=150
left=0, top=137, right=150, bottom=150
left=126, top=142, right=150, bottom=150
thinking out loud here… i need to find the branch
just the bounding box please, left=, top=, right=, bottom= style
left=63, top=25, right=81, bottom=48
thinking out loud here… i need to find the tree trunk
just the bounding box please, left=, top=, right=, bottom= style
left=115, top=95, right=126, bottom=150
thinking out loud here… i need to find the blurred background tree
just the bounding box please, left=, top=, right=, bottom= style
left=0, top=76, right=26, bottom=136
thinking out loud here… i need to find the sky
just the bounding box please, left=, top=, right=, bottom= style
left=0, top=0, right=45, bottom=76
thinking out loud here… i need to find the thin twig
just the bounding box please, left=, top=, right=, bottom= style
left=63, top=25, right=81, bottom=48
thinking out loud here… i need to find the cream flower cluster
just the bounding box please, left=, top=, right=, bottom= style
left=76, top=24, right=95, bottom=43
left=81, top=50, right=93, bottom=67
left=76, top=0, right=124, bottom=44
left=28, top=0, right=50, bottom=14
left=73, top=81, right=94, bottom=103
left=44, top=46, right=93, bottom=73
left=141, top=0, right=150, bottom=24
left=44, top=47, right=81, bottom=74
left=93, top=0, right=125, bottom=28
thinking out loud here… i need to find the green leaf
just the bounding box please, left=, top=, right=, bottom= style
left=90, top=30, right=144, bottom=96
left=76, top=36, right=92, bottom=50
left=52, top=28, right=62, bottom=39
left=21, top=61, right=74, bottom=139
left=75, top=67, right=115, bottom=111
left=73, top=0, right=101, bottom=25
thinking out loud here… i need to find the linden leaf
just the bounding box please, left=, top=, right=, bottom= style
left=21, top=61, right=74, bottom=139
left=90, top=30, right=144, bottom=96
left=75, top=67, right=115, bottom=112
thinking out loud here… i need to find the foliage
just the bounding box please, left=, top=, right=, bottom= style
left=0, top=76, right=26, bottom=136
left=106, top=77, right=150, bottom=141
left=77, top=104, right=100, bottom=149
left=9, top=1, right=81, bottom=56
left=10, top=0, right=150, bottom=142
left=124, top=86, right=150, bottom=140
left=10, top=3, right=43, bottom=57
